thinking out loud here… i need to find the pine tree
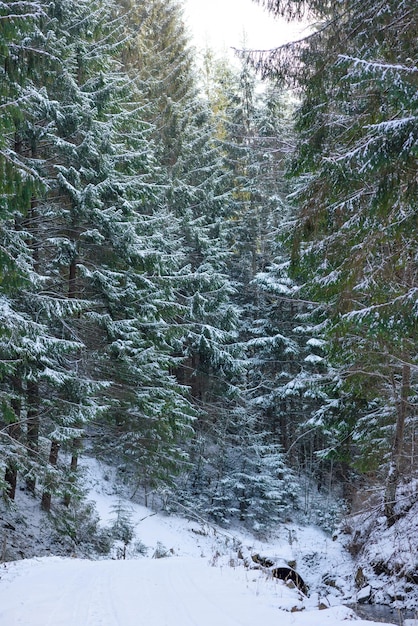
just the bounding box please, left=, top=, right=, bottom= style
left=0, top=0, right=87, bottom=503
left=115, top=4, right=251, bottom=502
left=116, top=0, right=196, bottom=167
left=1, top=0, right=198, bottom=507
left=41, top=0, right=196, bottom=495
left=171, top=52, right=308, bottom=530
left=250, top=0, right=418, bottom=522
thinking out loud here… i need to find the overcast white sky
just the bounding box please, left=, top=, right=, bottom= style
left=182, top=0, right=308, bottom=56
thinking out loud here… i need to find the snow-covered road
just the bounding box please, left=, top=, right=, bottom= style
left=0, top=555, right=390, bottom=626
left=0, top=460, right=396, bottom=625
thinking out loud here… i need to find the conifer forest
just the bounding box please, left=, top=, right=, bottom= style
left=0, top=0, right=417, bottom=584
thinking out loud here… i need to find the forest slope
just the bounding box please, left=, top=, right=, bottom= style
left=0, top=458, right=406, bottom=626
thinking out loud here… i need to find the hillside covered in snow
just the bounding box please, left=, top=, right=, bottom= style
left=1, top=458, right=417, bottom=625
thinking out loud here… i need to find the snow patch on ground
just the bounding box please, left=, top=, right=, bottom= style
left=0, top=554, right=379, bottom=626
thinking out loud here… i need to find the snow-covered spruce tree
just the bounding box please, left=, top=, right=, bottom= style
left=0, top=0, right=42, bottom=499
left=240, top=80, right=334, bottom=499
left=227, top=60, right=333, bottom=524
left=0, top=0, right=95, bottom=505
left=168, top=52, right=305, bottom=532
left=115, top=4, right=252, bottom=511
left=184, top=404, right=300, bottom=533
left=167, top=96, right=243, bottom=407
left=251, top=0, right=418, bottom=523
left=116, top=0, right=196, bottom=169
left=118, top=1, right=242, bottom=404
left=0, top=0, right=195, bottom=510
left=38, top=0, right=196, bottom=497
left=164, top=94, right=249, bottom=523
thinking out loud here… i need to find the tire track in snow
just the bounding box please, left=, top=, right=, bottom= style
left=0, top=556, right=293, bottom=626
left=142, top=556, right=272, bottom=626
left=68, top=561, right=121, bottom=626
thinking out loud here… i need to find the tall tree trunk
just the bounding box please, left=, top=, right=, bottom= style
left=26, top=380, right=40, bottom=493
left=29, top=196, right=40, bottom=270
left=384, top=363, right=410, bottom=526
left=68, top=257, right=77, bottom=299
left=63, top=437, right=82, bottom=507
left=63, top=252, right=80, bottom=507
left=4, top=422, right=21, bottom=500
left=4, top=382, right=22, bottom=500
left=4, top=465, right=18, bottom=501
left=25, top=149, right=40, bottom=494
left=41, top=440, right=60, bottom=512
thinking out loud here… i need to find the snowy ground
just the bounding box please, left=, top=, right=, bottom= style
left=0, top=555, right=385, bottom=626
left=0, top=458, right=403, bottom=625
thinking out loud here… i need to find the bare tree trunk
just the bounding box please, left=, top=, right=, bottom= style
left=26, top=381, right=40, bottom=493
left=63, top=437, right=82, bottom=507
left=41, top=440, right=60, bottom=512
left=4, top=466, right=18, bottom=500
left=384, top=363, right=410, bottom=526
left=68, top=257, right=77, bottom=299
left=4, top=424, right=19, bottom=499
left=62, top=253, right=81, bottom=508
left=4, top=384, right=22, bottom=500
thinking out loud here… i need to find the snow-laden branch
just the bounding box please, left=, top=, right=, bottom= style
left=338, top=55, right=418, bottom=74
left=342, top=288, right=418, bottom=322
left=364, top=117, right=417, bottom=132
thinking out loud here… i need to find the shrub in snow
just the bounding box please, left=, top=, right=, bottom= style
left=51, top=499, right=111, bottom=555
left=109, top=500, right=135, bottom=545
